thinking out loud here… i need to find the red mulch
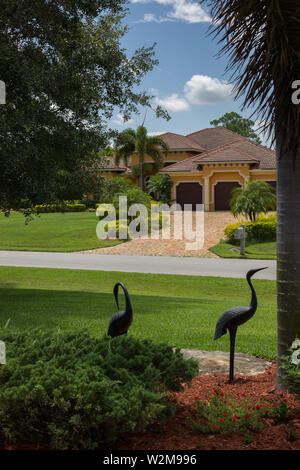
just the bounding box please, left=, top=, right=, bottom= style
left=1, top=364, right=300, bottom=451
left=117, top=363, right=300, bottom=451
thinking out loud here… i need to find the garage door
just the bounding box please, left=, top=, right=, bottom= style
left=214, top=182, right=241, bottom=211
left=176, top=182, right=202, bottom=211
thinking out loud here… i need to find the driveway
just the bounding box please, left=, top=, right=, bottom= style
left=84, top=211, right=237, bottom=257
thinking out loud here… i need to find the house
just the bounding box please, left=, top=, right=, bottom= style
left=101, top=127, right=276, bottom=211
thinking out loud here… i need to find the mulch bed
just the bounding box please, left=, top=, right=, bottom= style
left=117, top=363, right=300, bottom=451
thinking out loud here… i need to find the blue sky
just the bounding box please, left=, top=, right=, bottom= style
left=110, top=1, right=266, bottom=143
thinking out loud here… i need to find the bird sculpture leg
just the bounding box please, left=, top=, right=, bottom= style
left=229, top=326, right=238, bottom=382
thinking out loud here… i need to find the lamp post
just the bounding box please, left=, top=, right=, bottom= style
left=234, top=224, right=247, bottom=255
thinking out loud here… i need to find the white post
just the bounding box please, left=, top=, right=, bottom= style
left=240, top=224, right=246, bottom=256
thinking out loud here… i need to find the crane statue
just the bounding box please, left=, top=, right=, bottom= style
left=107, top=282, right=133, bottom=337
left=213, top=267, right=267, bottom=382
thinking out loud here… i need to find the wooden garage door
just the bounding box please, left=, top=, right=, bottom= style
left=214, top=181, right=241, bottom=211
left=176, top=182, right=202, bottom=211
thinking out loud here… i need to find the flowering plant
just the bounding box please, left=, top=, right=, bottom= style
left=190, top=388, right=267, bottom=435
left=279, top=337, right=300, bottom=399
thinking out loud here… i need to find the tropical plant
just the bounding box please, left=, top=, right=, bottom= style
left=202, top=0, right=300, bottom=390
left=229, top=181, right=276, bottom=222
left=279, top=338, right=300, bottom=399
left=146, top=174, right=173, bottom=204
left=114, top=126, right=169, bottom=189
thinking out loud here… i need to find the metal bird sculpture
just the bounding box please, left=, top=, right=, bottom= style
left=213, top=267, right=267, bottom=382
left=107, top=282, right=133, bottom=337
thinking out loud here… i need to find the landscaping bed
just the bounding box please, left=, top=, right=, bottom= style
left=1, top=365, right=300, bottom=451
left=117, top=364, right=300, bottom=451
left=210, top=240, right=276, bottom=260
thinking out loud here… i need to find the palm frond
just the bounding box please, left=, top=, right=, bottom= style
left=202, top=0, right=300, bottom=159
left=114, top=128, right=136, bottom=167
left=146, top=136, right=170, bottom=153
left=146, top=144, right=164, bottom=170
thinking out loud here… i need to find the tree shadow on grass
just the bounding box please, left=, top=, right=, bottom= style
left=0, top=287, right=222, bottom=335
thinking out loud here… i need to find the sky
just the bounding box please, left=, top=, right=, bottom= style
left=109, top=0, right=269, bottom=145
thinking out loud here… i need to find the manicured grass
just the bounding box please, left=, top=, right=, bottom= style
left=209, top=239, right=277, bottom=260
left=0, top=212, right=122, bottom=252
left=0, top=266, right=277, bottom=360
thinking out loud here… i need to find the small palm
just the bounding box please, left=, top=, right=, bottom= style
left=230, top=181, right=276, bottom=221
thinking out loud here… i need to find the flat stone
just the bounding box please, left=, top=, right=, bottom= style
left=180, top=349, right=272, bottom=376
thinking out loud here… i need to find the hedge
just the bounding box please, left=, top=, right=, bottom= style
left=224, top=215, right=276, bottom=242
left=35, top=203, right=86, bottom=213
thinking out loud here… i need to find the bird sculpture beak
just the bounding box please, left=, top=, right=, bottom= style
left=253, top=267, right=268, bottom=274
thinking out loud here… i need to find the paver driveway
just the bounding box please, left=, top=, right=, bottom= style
left=84, top=211, right=238, bottom=257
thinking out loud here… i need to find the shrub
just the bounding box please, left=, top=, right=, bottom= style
left=279, top=338, right=300, bottom=398
left=224, top=215, right=276, bottom=242
left=35, top=203, right=86, bottom=213
left=100, top=176, right=134, bottom=203
left=0, top=330, right=198, bottom=450
left=96, top=182, right=168, bottom=240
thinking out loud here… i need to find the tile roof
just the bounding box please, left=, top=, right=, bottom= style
left=158, top=132, right=205, bottom=152
left=160, top=137, right=276, bottom=173
left=99, top=127, right=276, bottom=174
left=186, top=127, right=243, bottom=150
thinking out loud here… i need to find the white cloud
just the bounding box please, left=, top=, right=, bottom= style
left=168, top=1, right=211, bottom=23
left=184, top=75, right=234, bottom=105
left=140, top=13, right=174, bottom=23
left=155, top=93, right=190, bottom=112
left=112, top=114, right=135, bottom=127
left=152, top=75, right=234, bottom=114
left=132, top=0, right=211, bottom=24
left=148, top=131, right=164, bottom=136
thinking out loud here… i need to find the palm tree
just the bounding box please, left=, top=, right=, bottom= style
left=230, top=181, right=276, bottom=222
left=114, top=125, right=169, bottom=189
left=201, top=1, right=300, bottom=389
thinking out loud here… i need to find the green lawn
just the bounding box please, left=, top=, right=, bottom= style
left=209, top=240, right=276, bottom=260
left=0, top=212, right=122, bottom=252
left=0, top=266, right=277, bottom=360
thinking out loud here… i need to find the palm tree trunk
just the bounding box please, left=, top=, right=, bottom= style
left=138, top=154, right=144, bottom=190
left=276, top=140, right=300, bottom=390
